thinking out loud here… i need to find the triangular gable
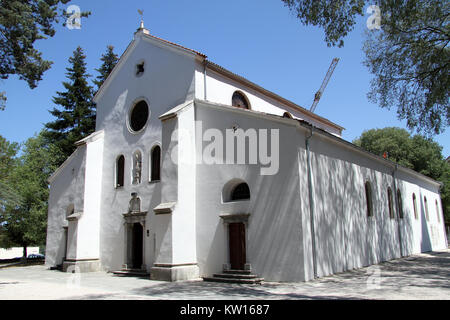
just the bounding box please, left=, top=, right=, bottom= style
left=93, top=28, right=206, bottom=103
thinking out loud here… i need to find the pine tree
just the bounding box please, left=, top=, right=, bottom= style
left=93, top=45, right=119, bottom=90
left=44, top=46, right=95, bottom=166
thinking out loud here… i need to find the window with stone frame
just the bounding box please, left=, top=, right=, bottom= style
left=365, top=181, right=374, bottom=217
left=116, top=155, right=125, bottom=187
left=129, top=100, right=149, bottom=132
left=150, top=145, right=161, bottom=182
left=387, top=187, right=394, bottom=219
left=397, top=189, right=404, bottom=219
left=412, top=193, right=418, bottom=220
left=435, top=199, right=440, bottom=223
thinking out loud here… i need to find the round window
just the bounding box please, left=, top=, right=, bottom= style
left=129, top=100, right=149, bottom=132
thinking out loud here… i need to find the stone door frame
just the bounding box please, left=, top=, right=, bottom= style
left=122, top=211, right=147, bottom=270
left=219, top=213, right=252, bottom=271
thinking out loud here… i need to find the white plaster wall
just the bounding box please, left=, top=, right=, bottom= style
left=195, top=65, right=342, bottom=136
left=45, top=147, right=86, bottom=267
left=397, top=174, right=448, bottom=253
left=194, top=101, right=306, bottom=282
left=303, top=132, right=447, bottom=279
left=192, top=100, right=445, bottom=282
left=152, top=117, right=178, bottom=265
left=94, top=33, right=198, bottom=271
left=76, top=134, right=104, bottom=260
left=171, top=105, right=197, bottom=264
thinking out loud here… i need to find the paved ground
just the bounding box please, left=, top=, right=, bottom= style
left=0, top=250, right=449, bottom=300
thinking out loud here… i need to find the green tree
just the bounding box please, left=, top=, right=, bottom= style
left=0, top=135, right=20, bottom=211
left=354, top=127, right=450, bottom=223
left=93, top=45, right=119, bottom=90
left=0, top=132, right=56, bottom=257
left=0, top=0, right=90, bottom=110
left=44, top=46, right=96, bottom=166
left=0, top=135, right=18, bottom=181
left=282, top=0, right=449, bottom=135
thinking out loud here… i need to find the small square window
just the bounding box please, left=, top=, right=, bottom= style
left=136, top=62, right=145, bottom=76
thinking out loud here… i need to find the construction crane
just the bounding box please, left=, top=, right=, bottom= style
left=310, top=58, right=339, bottom=113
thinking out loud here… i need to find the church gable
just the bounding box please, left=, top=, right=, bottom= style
left=94, top=28, right=200, bottom=133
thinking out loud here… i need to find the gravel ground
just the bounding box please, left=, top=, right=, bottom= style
left=0, top=250, right=448, bottom=300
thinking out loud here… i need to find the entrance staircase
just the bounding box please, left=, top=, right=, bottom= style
left=112, top=268, right=149, bottom=278
left=203, top=269, right=264, bottom=284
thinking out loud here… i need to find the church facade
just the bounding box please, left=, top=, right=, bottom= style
left=45, top=25, right=448, bottom=282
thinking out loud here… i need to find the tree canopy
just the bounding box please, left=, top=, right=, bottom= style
left=0, top=135, right=18, bottom=181
left=282, top=0, right=449, bottom=135
left=44, top=46, right=96, bottom=166
left=0, top=132, right=56, bottom=255
left=93, top=45, right=119, bottom=91
left=0, top=0, right=90, bottom=110
left=354, top=127, right=450, bottom=223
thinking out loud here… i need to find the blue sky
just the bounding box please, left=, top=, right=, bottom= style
left=0, top=0, right=448, bottom=156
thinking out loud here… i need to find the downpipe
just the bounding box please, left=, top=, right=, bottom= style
left=203, top=60, right=208, bottom=101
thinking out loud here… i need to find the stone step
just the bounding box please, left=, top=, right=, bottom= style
left=213, top=273, right=259, bottom=279
left=222, top=269, right=252, bottom=275
left=112, top=269, right=149, bottom=277
left=203, top=276, right=264, bottom=285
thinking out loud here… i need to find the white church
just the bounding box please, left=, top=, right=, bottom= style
left=45, top=23, right=448, bottom=283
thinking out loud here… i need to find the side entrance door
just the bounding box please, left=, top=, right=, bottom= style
left=229, top=222, right=246, bottom=270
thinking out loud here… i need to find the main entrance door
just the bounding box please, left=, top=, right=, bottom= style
left=229, top=222, right=246, bottom=270
left=131, top=223, right=143, bottom=269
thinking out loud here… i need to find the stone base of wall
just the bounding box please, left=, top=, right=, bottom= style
left=63, top=259, right=102, bottom=273
left=150, top=263, right=199, bottom=281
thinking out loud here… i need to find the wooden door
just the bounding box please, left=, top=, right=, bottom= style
left=229, top=223, right=246, bottom=270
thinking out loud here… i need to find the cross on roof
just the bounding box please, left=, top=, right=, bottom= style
left=138, top=9, right=144, bottom=29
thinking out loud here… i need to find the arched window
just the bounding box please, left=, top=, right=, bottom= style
left=435, top=200, right=440, bottom=223
left=283, top=112, right=293, bottom=119
left=364, top=181, right=373, bottom=217
left=412, top=193, right=418, bottom=220
left=116, top=155, right=125, bottom=187
left=387, top=187, right=394, bottom=219
left=231, top=183, right=250, bottom=201
left=397, top=189, right=403, bottom=219
left=150, top=145, right=161, bottom=182
left=424, top=196, right=429, bottom=221
left=232, top=91, right=250, bottom=110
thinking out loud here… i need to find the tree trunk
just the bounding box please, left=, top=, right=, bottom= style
left=22, top=246, right=27, bottom=262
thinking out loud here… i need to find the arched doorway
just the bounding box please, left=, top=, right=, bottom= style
left=122, top=194, right=147, bottom=271
left=221, top=180, right=251, bottom=271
